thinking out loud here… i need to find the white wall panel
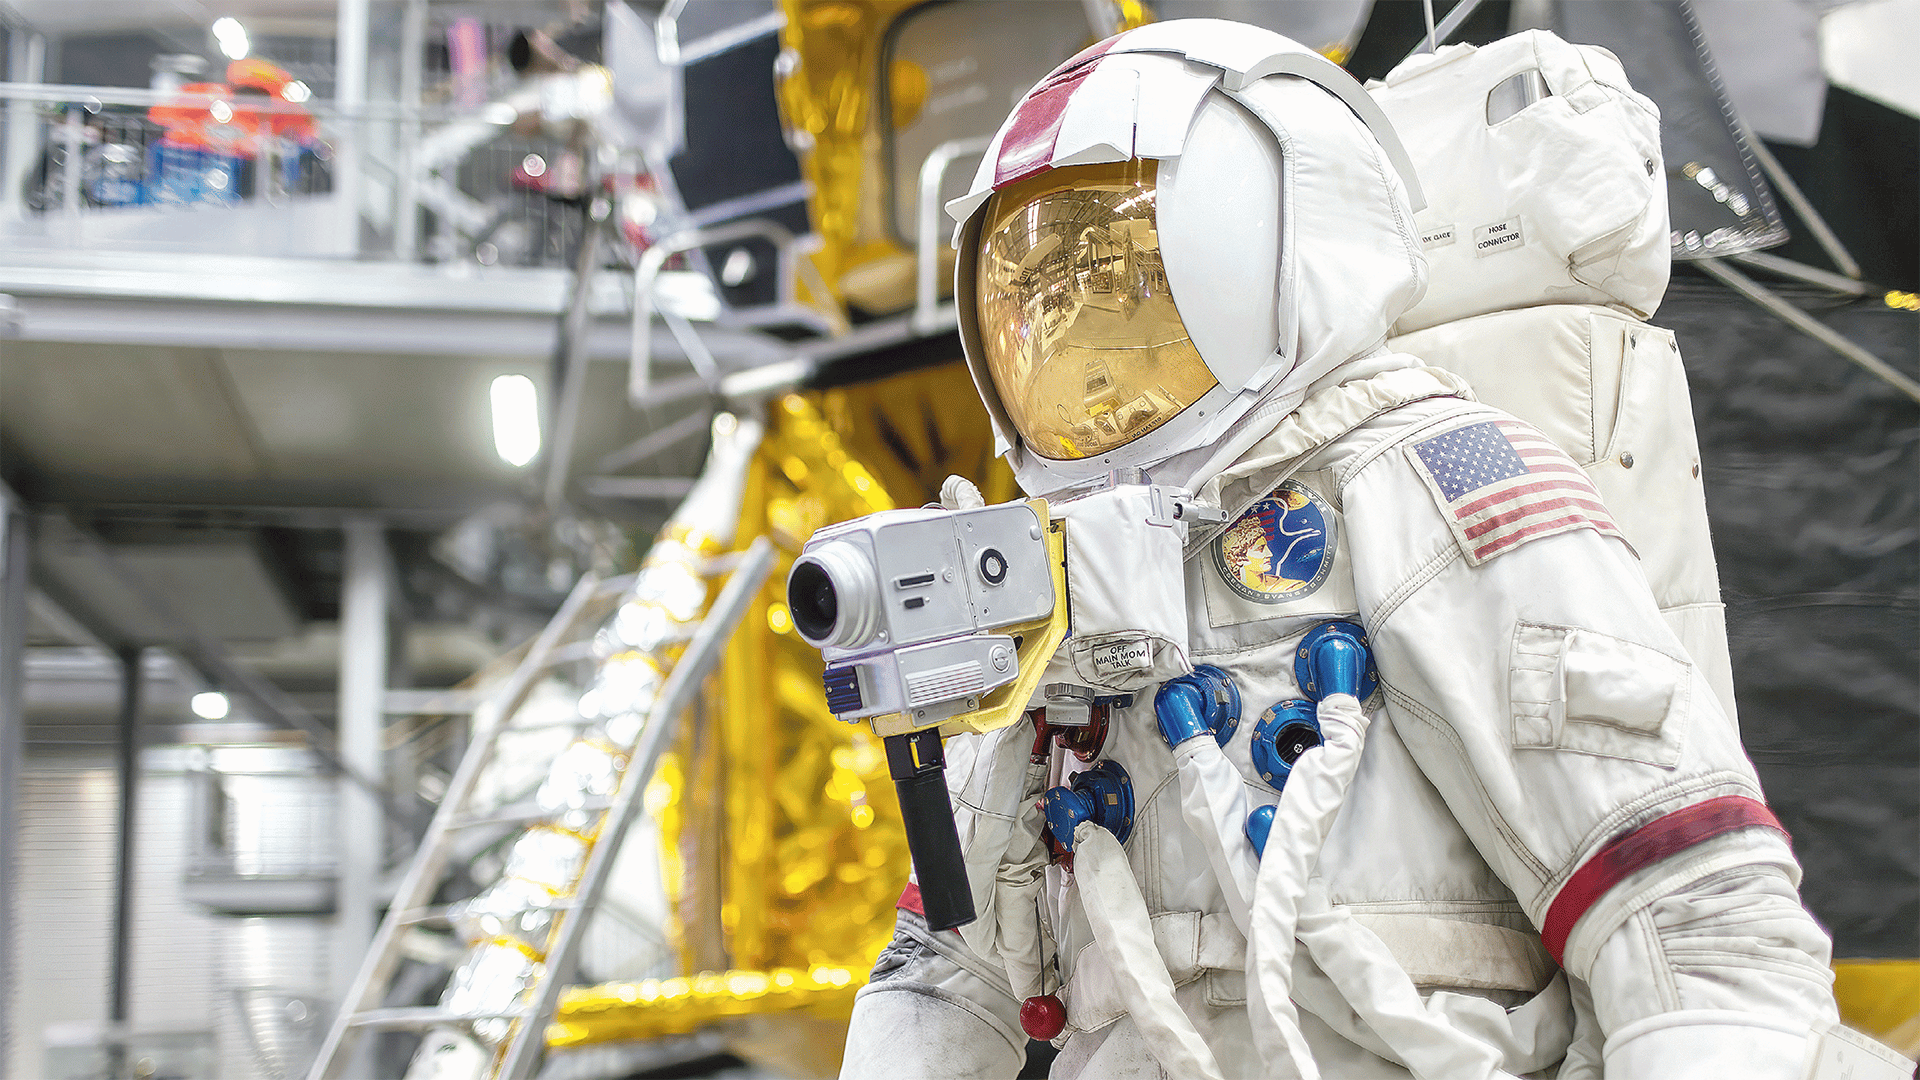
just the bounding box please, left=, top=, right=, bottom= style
left=8, top=760, right=116, bottom=1080
left=12, top=750, right=338, bottom=1080
left=128, top=772, right=229, bottom=1074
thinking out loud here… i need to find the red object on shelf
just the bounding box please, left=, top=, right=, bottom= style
left=148, top=60, right=316, bottom=157
left=1020, top=994, right=1067, bottom=1040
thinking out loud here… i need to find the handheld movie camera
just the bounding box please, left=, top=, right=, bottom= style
left=788, top=499, right=1068, bottom=930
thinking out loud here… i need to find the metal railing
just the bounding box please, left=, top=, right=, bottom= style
left=0, top=81, right=591, bottom=269
left=0, top=74, right=1016, bottom=425
left=627, top=217, right=845, bottom=404
left=913, top=135, right=990, bottom=334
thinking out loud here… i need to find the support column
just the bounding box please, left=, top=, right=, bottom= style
left=333, top=0, right=371, bottom=254
left=109, top=647, right=142, bottom=1026
left=3, top=30, right=46, bottom=219
left=334, top=520, right=388, bottom=1025
left=392, top=0, right=427, bottom=262
left=0, top=500, right=29, bottom=1076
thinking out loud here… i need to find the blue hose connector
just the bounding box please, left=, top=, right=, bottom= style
left=1153, top=664, right=1242, bottom=748
left=1295, top=621, right=1377, bottom=702
left=1246, top=804, right=1276, bottom=858
left=1041, top=760, right=1136, bottom=852
left=1250, top=699, right=1322, bottom=792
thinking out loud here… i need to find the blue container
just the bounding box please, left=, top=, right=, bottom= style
left=147, top=142, right=241, bottom=207
left=85, top=143, right=146, bottom=207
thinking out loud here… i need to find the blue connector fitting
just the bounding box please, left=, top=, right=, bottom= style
left=1042, top=760, right=1135, bottom=852
left=1246, top=804, right=1276, bottom=858
left=1250, top=699, right=1322, bottom=791
left=1153, top=664, right=1242, bottom=749
left=1295, top=621, right=1378, bottom=702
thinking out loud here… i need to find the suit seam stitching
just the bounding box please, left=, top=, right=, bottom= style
left=1367, top=545, right=1462, bottom=633
left=1382, top=679, right=1554, bottom=882
left=1333, top=401, right=1489, bottom=499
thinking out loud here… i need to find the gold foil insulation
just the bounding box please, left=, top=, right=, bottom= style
left=551, top=363, right=1014, bottom=1077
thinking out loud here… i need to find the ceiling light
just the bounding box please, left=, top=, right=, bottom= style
left=213, top=17, right=250, bottom=60
left=490, top=374, right=542, bottom=467
left=283, top=81, right=311, bottom=104
left=191, top=691, right=231, bottom=720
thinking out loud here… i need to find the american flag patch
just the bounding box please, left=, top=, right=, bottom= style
left=1408, top=419, right=1629, bottom=566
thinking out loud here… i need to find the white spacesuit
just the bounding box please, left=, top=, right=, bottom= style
left=840, top=20, right=1908, bottom=1080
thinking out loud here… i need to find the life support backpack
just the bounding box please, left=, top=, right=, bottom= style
left=1371, top=31, right=1738, bottom=722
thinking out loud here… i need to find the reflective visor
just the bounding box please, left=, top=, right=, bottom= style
left=975, top=160, right=1217, bottom=461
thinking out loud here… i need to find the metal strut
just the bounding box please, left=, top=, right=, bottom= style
left=1697, top=258, right=1920, bottom=405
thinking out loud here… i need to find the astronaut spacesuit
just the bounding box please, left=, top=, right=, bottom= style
left=839, top=20, right=1908, bottom=1080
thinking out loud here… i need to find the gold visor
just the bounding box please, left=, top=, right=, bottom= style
left=974, top=160, right=1216, bottom=461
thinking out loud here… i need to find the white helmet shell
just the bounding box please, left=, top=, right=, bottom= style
left=948, top=19, right=1430, bottom=497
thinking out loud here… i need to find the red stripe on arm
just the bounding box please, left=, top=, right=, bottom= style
left=1540, top=796, right=1787, bottom=964
left=898, top=881, right=925, bottom=916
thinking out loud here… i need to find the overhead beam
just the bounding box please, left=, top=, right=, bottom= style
left=6, top=294, right=745, bottom=363
left=26, top=585, right=121, bottom=652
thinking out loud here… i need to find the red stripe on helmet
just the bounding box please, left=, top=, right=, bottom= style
left=993, top=64, right=1095, bottom=188
left=991, top=34, right=1129, bottom=190
left=1540, top=795, right=1787, bottom=964
left=1044, top=34, right=1123, bottom=83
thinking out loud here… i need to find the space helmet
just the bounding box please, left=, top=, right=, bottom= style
left=946, top=20, right=1430, bottom=498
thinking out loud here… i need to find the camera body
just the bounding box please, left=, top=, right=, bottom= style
left=789, top=501, right=1054, bottom=728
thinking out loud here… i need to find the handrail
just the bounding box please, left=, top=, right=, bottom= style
left=913, top=135, right=991, bottom=334
left=496, top=537, right=778, bottom=1080
left=628, top=218, right=842, bottom=406
left=0, top=80, right=471, bottom=122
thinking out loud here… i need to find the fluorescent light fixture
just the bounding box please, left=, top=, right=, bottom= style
left=490, top=374, right=542, bottom=467
left=213, top=17, right=249, bottom=60
left=191, top=691, right=231, bottom=720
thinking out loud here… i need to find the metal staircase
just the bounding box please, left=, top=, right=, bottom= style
left=307, top=534, right=775, bottom=1080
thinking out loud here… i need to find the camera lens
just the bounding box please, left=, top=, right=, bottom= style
left=789, top=560, right=839, bottom=641
left=788, top=542, right=882, bottom=649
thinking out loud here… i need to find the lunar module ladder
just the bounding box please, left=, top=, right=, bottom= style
left=308, top=537, right=777, bottom=1080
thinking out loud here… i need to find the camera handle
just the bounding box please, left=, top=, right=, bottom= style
left=884, top=728, right=976, bottom=931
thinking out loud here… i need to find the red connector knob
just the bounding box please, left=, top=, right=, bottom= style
left=1020, top=994, right=1067, bottom=1041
